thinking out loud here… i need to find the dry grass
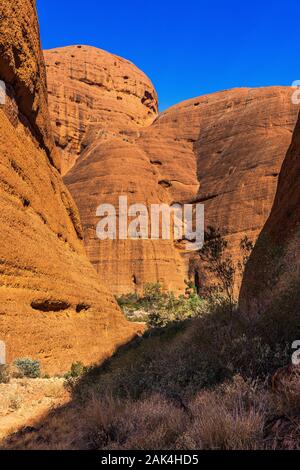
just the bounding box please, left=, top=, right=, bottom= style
left=272, top=371, right=300, bottom=417
left=1, top=295, right=300, bottom=450
left=176, top=377, right=266, bottom=450
left=4, top=375, right=294, bottom=450
left=82, top=394, right=187, bottom=450
left=0, top=378, right=68, bottom=441
left=76, top=375, right=300, bottom=451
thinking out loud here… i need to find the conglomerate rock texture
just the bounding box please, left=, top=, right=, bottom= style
left=239, top=111, right=300, bottom=317
left=0, top=1, right=138, bottom=374
left=45, top=46, right=299, bottom=296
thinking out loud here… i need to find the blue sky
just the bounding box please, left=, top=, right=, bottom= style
left=37, top=0, right=300, bottom=111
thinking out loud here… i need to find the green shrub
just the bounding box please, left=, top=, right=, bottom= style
left=117, top=283, right=206, bottom=327
left=64, top=362, right=88, bottom=394
left=143, top=283, right=164, bottom=303
left=0, top=364, right=10, bottom=384
left=64, top=362, right=86, bottom=379
left=147, top=291, right=206, bottom=328
left=69, top=293, right=292, bottom=404
left=117, top=292, right=140, bottom=310
left=14, top=358, right=41, bottom=378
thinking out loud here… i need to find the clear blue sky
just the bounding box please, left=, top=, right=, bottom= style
left=37, top=0, right=300, bottom=111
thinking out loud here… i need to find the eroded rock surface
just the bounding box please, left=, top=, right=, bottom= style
left=46, top=45, right=299, bottom=296
left=0, top=1, right=138, bottom=374
left=44, top=45, right=158, bottom=175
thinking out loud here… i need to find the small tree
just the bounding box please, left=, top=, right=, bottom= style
left=198, top=227, right=253, bottom=307
left=238, top=236, right=254, bottom=273
left=69, top=361, right=86, bottom=377
left=143, top=283, right=164, bottom=303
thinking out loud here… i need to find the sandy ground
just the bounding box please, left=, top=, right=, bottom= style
left=0, top=378, right=69, bottom=440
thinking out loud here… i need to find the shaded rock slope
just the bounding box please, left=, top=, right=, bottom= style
left=239, top=110, right=300, bottom=317
left=0, top=0, right=138, bottom=374
left=45, top=48, right=299, bottom=296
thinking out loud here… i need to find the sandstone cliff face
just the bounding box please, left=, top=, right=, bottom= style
left=177, top=89, right=299, bottom=291
left=45, top=46, right=189, bottom=295
left=0, top=0, right=59, bottom=169
left=239, top=111, right=300, bottom=317
left=46, top=47, right=299, bottom=296
left=0, top=1, right=138, bottom=374
left=44, top=46, right=158, bottom=175
left=126, top=88, right=299, bottom=295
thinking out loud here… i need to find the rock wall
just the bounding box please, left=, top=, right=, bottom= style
left=44, top=45, right=158, bottom=175
left=239, top=110, right=300, bottom=317
left=45, top=46, right=188, bottom=295
left=0, top=1, right=138, bottom=374
left=46, top=46, right=299, bottom=296
left=0, top=0, right=59, bottom=168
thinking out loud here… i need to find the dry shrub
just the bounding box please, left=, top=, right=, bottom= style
left=176, top=376, right=266, bottom=450
left=82, top=394, right=187, bottom=450
left=0, top=365, right=10, bottom=384
left=272, top=371, right=300, bottom=417
left=75, top=376, right=267, bottom=450
left=4, top=375, right=300, bottom=450
left=43, top=380, right=64, bottom=399
left=8, top=395, right=21, bottom=411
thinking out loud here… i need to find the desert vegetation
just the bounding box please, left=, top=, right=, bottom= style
left=0, top=0, right=299, bottom=455
left=2, top=292, right=299, bottom=450
left=0, top=359, right=42, bottom=384
left=117, top=282, right=206, bottom=326
left=1, top=233, right=300, bottom=450
left=0, top=232, right=299, bottom=450
left=197, top=227, right=254, bottom=305
left=117, top=229, right=253, bottom=326
left=2, top=288, right=299, bottom=448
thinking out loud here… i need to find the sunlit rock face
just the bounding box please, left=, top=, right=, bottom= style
left=0, top=1, right=138, bottom=374
left=45, top=46, right=299, bottom=295
left=44, top=45, right=158, bottom=175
